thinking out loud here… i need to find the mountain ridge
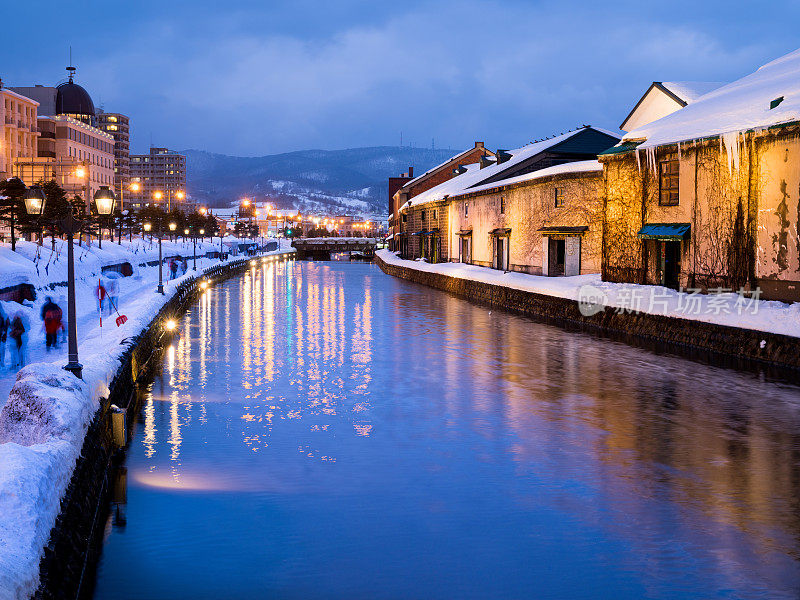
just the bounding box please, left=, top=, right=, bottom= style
left=183, top=145, right=461, bottom=216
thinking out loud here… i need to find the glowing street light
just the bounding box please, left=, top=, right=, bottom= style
left=93, top=186, right=116, bottom=249
left=23, top=185, right=47, bottom=217
left=153, top=191, right=163, bottom=201
left=175, top=190, right=185, bottom=200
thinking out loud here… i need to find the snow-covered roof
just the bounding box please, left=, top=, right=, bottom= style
left=660, top=82, right=725, bottom=104
left=399, top=144, right=492, bottom=191
left=459, top=160, right=603, bottom=196
left=403, top=127, right=617, bottom=210
left=624, top=48, right=800, bottom=149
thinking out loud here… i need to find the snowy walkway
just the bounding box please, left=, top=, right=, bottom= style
left=377, top=250, right=800, bottom=339
left=0, top=255, right=219, bottom=409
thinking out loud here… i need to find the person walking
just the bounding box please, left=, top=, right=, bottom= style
left=170, top=259, right=179, bottom=280
left=9, top=312, right=25, bottom=369
left=0, top=304, right=8, bottom=367
left=41, top=296, right=63, bottom=350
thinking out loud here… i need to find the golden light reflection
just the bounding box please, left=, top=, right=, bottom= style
left=143, top=395, right=156, bottom=458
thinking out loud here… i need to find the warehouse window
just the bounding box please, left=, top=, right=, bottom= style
left=659, top=152, right=679, bottom=206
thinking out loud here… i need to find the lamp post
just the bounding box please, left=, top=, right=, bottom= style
left=93, top=186, right=115, bottom=249
left=169, top=221, right=177, bottom=242
left=24, top=185, right=86, bottom=378
left=192, top=228, right=198, bottom=271
left=145, top=221, right=164, bottom=294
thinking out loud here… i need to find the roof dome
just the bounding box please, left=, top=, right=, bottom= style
left=55, top=80, right=95, bottom=117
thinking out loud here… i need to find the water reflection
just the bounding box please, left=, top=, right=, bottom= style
left=94, top=261, right=800, bottom=600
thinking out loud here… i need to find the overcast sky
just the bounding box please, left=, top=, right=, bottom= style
left=3, top=0, right=799, bottom=156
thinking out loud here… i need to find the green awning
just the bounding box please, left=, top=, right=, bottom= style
left=637, top=223, right=690, bottom=240
left=599, top=140, right=643, bottom=156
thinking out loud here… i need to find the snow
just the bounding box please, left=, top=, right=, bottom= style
left=0, top=238, right=295, bottom=600
left=404, top=164, right=485, bottom=209
left=404, top=128, right=617, bottom=210
left=463, top=160, right=602, bottom=195
left=398, top=146, right=484, bottom=190
left=625, top=47, right=800, bottom=149
left=660, top=81, right=725, bottom=104
left=376, top=250, right=800, bottom=339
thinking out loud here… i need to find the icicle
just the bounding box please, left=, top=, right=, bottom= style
left=721, top=131, right=742, bottom=174
left=635, top=148, right=642, bottom=173
left=646, top=146, right=656, bottom=172
left=677, top=141, right=681, bottom=159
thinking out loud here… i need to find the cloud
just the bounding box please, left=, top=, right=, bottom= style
left=68, top=0, right=797, bottom=155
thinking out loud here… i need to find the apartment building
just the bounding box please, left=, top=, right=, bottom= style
left=129, top=147, right=188, bottom=210
left=0, top=84, right=40, bottom=180
left=97, top=111, right=131, bottom=200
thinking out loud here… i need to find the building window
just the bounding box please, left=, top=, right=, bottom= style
left=465, top=203, right=469, bottom=217
left=659, top=152, right=679, bottom=205
left=432, top=209, right=437, bottom=220
left=500, top=197, right=505, bottom=214
left=554, top=187, right=565, bottom=207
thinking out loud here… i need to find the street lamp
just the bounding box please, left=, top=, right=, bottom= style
left=23, top=185, right=46, bottom=217
left=143, top=221, right=164, bottom=294
left=93, top=186, right=115, bottom=249
left=23, top=186, right=81, bottom=377
left=192, top=228, right=198, bottom=271
left=169, top=221, right=177, bottom=242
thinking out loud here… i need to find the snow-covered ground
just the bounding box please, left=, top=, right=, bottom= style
left=0, top=237, right=294, bottom=600
left=377, top=250, right=800, bottom=339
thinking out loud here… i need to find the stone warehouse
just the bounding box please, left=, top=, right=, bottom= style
left=397, top=126, right=620, bottom=270
left=602, top=48, right=800, bottom=302
left=447, top=161, right=605, bottom=275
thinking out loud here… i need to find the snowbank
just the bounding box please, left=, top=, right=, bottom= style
left=377, top=250, right=800, bottom=339
left=0, top=240, right=294, bottom=600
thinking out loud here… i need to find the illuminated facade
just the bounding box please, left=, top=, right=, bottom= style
left=129, top=147, right=188, bottom=210
left=96, top=112, right=131, bottom=199
left=0, top=87, right=40, bottom=181
left=14, top=115, right=115, bottom=202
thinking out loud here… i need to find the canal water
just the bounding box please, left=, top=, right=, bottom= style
left=92, top=260, right=800, bottom=599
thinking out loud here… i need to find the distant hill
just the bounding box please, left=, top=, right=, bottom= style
left=183, top=146, right=460, bottom=218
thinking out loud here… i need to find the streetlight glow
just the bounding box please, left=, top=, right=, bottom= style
left=154, top=191, right=163, bottom=201
left=23, top=186, right=47, bottom=216
left=93, top=186, right=116, bottom=215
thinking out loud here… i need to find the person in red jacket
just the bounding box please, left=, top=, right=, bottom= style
left=41, top=296, right=63, bottom=350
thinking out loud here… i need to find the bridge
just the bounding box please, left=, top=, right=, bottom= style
left=292, top=237, right=377, bottom=260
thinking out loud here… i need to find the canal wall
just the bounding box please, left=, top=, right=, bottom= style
left=375, top=252, right=800, bottom=375
left=0, top=251, right=294, bottom=600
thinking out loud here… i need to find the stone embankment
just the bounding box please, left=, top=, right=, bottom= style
left=375, top=253, right=800, bottom=375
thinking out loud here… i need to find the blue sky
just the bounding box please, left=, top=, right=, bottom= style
left=3, top=0, right=799, bottom=156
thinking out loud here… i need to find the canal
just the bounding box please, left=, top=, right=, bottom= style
left=92, top=260, right=800, bottom=599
